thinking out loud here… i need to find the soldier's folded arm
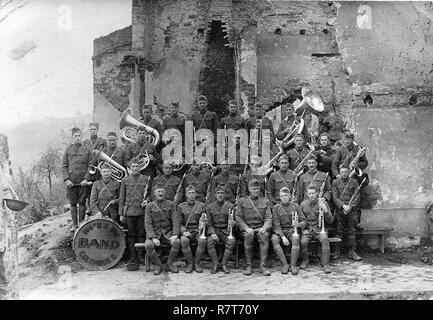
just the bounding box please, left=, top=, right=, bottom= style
left=271, top=206, right=283, bottom=237
left=118, top=181, right=126, bottom=217
left=62, top=148, right=70, bottom=182
left=89, top=183, right=100, bottom=215
left=263, top=203, right=273, bottom=230
left=297, top=206, right=307, bottom=230
left=177, top=205, right=187, bottom=234
left=235, top=203, right=248, bottom=231
left=144, top=204, right=157, bottom=239
left=331, top=181, right=344, bottom=209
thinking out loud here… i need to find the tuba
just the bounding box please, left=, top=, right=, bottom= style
left=277, top=109, right=306, bottom=148
left=294, top=87, right=325, bottom=113
left=88, top=149, right=127, bottom=182
left=119, top=109, right=160, bottom=146
left=131, top=150, right=151, bottom=172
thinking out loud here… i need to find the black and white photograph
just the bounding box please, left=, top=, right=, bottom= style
left=1, top=0, right=433, bottom=304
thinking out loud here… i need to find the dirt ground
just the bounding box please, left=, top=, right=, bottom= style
left=16, top=213, right=433, bottom=300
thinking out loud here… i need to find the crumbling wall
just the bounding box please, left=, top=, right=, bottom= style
left=93, top=26, right=133, bottom=136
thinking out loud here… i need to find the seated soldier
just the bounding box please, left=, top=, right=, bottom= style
left=89, top=163, right=120, bottom=221
left=299, top=184, right=334, bottom=274
left=178, top=185, right=207, bottom=273
left=271, top=187, right=306, bottom=275
left=144, top=185, right=181, bottom=275
left=206, top=185, right=236, bottom=274
left=236, top=179, right=272, bottom=276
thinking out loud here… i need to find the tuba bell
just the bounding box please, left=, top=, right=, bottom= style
left=294, top=87, right=325, bottom=113
left=88, top=149, right=127, bottom=182
left=119, top=109, right=160, bottom=146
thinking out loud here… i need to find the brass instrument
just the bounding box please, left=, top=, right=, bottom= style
left=256, top=142, right=284, bottom=176
left=88, top=149, right=127, bottom=182
left=294, top=87, right=325, bottom=113
left=140, top=178, right=150, bottom=207
left=130, top=149, right=151, bottom=172
left=199, top=212, right=207, bottom=239
left=277, top=110, right=306, bottom=148
left=228, top=174, right=242, bottom=239
left=292, top=146, right=315, bottom=177
left=291, top=177, right=299, bottom=237
left=318, top=172, right=329, bottom=235
left=119, top=109, right=161, bottom=146
left=348, top=142, right=366, bottom=178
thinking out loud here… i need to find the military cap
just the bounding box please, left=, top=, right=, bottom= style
left=129, top=158, right=140, bottom=165
left=107, top=131, right=117, bottom=137
left=216, top=184, right=226, bottom=193
left=344, top=132, right=355, bottom=139
left=278, top=154, right=289, bottom=162
left=89, top=122, right=99, bottom=129
left=307, top=154, right=318, bottom=161
left=319, top=132, right=329, bottom=138
left=228, top=99, right=237, bottom=106
left=307, top=184, right=318, bottom=191
left=100, top=162, right=111, bottom=170
left=254, top=102, right=263, bottom=108
left=294, top=133, right=305, bottom=139
left=162, top=159, right=174, bottom=167
left=141, top=104, right=153, bottom=111
left=339, top=163, right=350, bottom=170
left=154, top=184, right=166, bottom=191
left=71, top=127, right=82, bottom=135
left=186, top=185, right=196, bottom=193
left=250, top=155, right=261, bottom=165
left=170, top=100, right=179, bottom=107
left=248, top=179, right=260, bottom=188
left=280, top=186, right=291, bottom=194
left=198, top=95, right=208, bottom=102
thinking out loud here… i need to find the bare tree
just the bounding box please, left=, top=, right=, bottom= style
left=36, top=147, right=61, bottom=197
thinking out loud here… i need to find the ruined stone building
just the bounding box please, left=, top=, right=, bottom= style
left=92, top=1, right=433, bottom=245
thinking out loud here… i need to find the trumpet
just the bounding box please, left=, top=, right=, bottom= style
left=88, top=149, right=127, bottom=182
left=292, top=208, right=299, bottom=237
left=119, top=109, right=160, bottom=146
left=228, top=209, right=235, bottom=240
left=199, top=212, right=207, bottom=239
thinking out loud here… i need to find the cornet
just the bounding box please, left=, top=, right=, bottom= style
left=199, top=212, right=207, bottom=239
left=292, top=208, right=299, bottom=237
left=88, top=149, right=127, bottom=182
left=227, top=209, right=235, bottom=240
left=119, top=109, right=160, bottom=146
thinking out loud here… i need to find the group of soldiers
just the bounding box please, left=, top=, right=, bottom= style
left=62, top=95, right=369, bottom=276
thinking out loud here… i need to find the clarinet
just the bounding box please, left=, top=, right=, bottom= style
left=318, top=173, right=329, bottom=234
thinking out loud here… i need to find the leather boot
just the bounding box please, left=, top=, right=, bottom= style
left=183, top=248, right=193, bottom=273
left=221, top=248, right=233, bottom=274
left=290, top=240, right=300, bottom=275
left=274, top=246, right=289, bottom=274
left=300, top=246, right=309, bottom=269
left=243, top=247, right=253, bottom=276
left=70, top=206, right=78, bottom=231
left=333, top=242, right=341, bottom=261
left=193, top=248, right=204, bottom=273
left=259, top=245, right=271, bottom=276
left=149, top=252, right=162, bottom=275
left=348, top=249, right=362, bottom=261
left=167, top=247, right=179, bottom=273
left=78, top=205, right=86, bottom=223
left=208, top=246, right=220, bottom=274
left=321, top=241, right=331, bottom=274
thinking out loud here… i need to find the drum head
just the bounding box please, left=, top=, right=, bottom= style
left=73, top=217, right=126, bottom=271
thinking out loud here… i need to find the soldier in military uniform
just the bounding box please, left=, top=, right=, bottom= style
left=140, top=104, right=162, bottom=137
left=210, top=161, right=239, bottom=204
left=286, top=134, right=311, bottom=171
left=144, top=185, right=181, bottom=275
left=266, top=155, right=297, bottom=205
left=178, top=186, right=207, bottom=273
left=125, top=126, right=158, bottom=180
left=89, top=163, right=120, bottom=221
left=295, top=154, right=332, bottom=205
left=62, top=127, right=93, bottom=231
left=332, top=164, right=362, bottom=261
left=151, top=160, right=182, bottom=201
left=190, top=95, right=220, bottom=134
left=118, top=159, right=150, bottom=265
left=271, top=187, right=306, bottom=275
left=220, top=99, right=245, bottom=130
left=240, top=156, right=266, bottom=198
left=246, top=102, right=275, bottom=146
left=161, top=100, right=187, bottom=138
left=315, top=132, right=335, bottom=177
left=103, top=131, right=126, bottom=169
left=206, top=185, right=236, bottom=274
left=236, top=179, right=272, bottom=276
left=180, top=162, right=211, bottom=203
left=299, top=184, right=334, bottom=274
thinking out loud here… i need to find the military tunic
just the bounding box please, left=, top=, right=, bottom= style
left=210, top=173, right=239, bottom=204
left=83, top=136, right=107, bottom=151
left=246, top=116, right=275, bottom=141
left=145, top=199, right=179, bottom=240
left=178, top=201, right=206, bottom=237
left=89, top=178, right=120, bottom=219
left=240, top=171, right=266, bottom=198
left=314, top=145, right=335, bottom=177
left=140, top=117, right=162, bottom=136
left=190, top=110, right=220, bottom=134
left=206, top=201, right=234, bottom=237
left=220, top=115, right=245, bottom=130
left=235, top=196, right=272, bottom=231
left=161, top=113, right=186, bottom=137
left=286, top=146, right=311, bottom=172
left=62, top=143, right=93, bottom=184
left=181, top=172, right=211, bottom=203
left=295, top=169, right=332, bottom=204
left=299, top=199, right=333, bottom=237
left=266, top=170, right=297, bottom=205
left=118, top=174, right=150, bottom=217
left=151, top=174, right=181, bottom=201
left=272, top=202, right=306, bottom=239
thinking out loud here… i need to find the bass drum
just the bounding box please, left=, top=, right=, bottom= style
left=73, top=216, right=126, bottom=271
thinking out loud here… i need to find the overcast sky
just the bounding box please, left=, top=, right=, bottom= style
left=0, top=0, right=131, bottom=132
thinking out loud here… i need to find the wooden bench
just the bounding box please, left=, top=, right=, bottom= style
left=356, top=227, right=394, bottom=253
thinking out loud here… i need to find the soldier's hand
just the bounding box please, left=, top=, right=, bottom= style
left=65, top=179, right=73, bottom=187
left=282, top=236, right=290, bottom=246
left=258, top=227, right=266, bottom=234
left=342, top=204, right=351, bottom=213
left=119, top=215, right=125, bottom=223
left=183, top=231, right=191, bottom=237
left=152, top=238, right=160, bottom=247
left=80, top=179, right=88, bottom=187
left=211, top=234, right=219, bottom=242
left=245, top=227, right=254, bottom=235
left=169, top=235, right=178, bottom=245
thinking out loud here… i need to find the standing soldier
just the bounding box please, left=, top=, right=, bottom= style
left=295, top=155, right=332, bottom=205
left=125, top=126, right=158, bottom=180
left=62, top=127, right=93, bottom=232
left=236, top=179, right=272, bottom=276
left=286, top=134, right=311, bottom=172
left=315, top=132, right=335, bottom=177
left=210, top=161, right=239, bottom=204
left=180, top=162, right=211, bottom=203
left=161, top=100, right=187, bottom=138
left=299, top=185, right=334, bottom=274
left=103, top=131, right=127, bottom=169
left=144, top=185, right=181, bottom=275
left=89, top=163, right=120, bottom=221
left=332, top=164, right=362, bottom=261
left=178, top=186, right=207, bottom=273
left=140, top=104, right=162, bottom=137
left=246, top=102, right=275, bottom=146
left=190, top=95, right=220, bottom=134
left=240, top=156, right=266, bottom=198
left=266, top=155, right=297, bottom=205
left=271, top=187, right=306, bottom=275
left=206, top=185, right=236, bottom=274
left=151, top=160, right=182, bottom=201
left=118, top=159, right=150, bottom=265
left=220, top=99, right=245, bottom=130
